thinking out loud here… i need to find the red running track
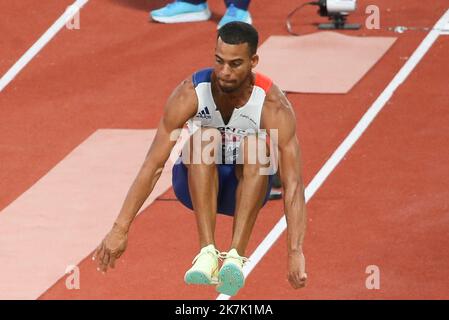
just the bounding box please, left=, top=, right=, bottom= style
left=0, top=0, right=448, bottom=299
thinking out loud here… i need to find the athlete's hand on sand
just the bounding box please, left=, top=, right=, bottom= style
left=93, top=223, right=128, bottom=273
left=287, top=250, right=307, bottom=289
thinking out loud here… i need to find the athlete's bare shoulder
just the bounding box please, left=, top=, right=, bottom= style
left=261, top=83, right=296, bottom=131
left=163, top=77, right=198, bottom=129
left=165, top=77, right=198, bottom=114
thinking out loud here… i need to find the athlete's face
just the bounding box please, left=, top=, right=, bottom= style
left=214, top=37, right=259, bottom=93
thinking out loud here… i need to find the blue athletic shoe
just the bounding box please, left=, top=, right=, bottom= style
left=217, top=4, right=252, bottom=29
left=150, top=0, right=211, bottom=24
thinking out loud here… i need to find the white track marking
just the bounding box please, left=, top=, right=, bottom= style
left=216, top=8, right=449, bottom=300
left=0, top=0, right=89, bottom=92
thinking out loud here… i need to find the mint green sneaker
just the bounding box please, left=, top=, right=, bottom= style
left=184, top=244, right=220, bottom=285
left=216, top=248, right=249, bottom=296
left=150, top=1, right=211, bottom=24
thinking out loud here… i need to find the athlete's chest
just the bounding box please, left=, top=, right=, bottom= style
left=212, top=91, right=253, bottom=125
left=193, top=81, right=264, bottom=131
left=215, top=104, right=239, bottom=125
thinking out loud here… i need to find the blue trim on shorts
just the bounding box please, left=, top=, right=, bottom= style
left=172, top=158, right=273, bottom=216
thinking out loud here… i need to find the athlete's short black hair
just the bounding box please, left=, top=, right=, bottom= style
left=217, top=22, right=259, bottom=56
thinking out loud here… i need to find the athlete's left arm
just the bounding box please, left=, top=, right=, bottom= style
left=261, top=84, right=307, bottom=289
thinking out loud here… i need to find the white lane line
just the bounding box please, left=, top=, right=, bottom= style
left=0, top=0, right=89, bottom=93
left=217, top=8, right=449, bottom=300
left=440, top=18, right=449, bottom=35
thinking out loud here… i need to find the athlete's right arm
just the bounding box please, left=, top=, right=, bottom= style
left=93, top=79, right=198, bottom=272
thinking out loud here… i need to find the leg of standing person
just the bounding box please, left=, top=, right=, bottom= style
left=182, top=0, right=206, bottom=4
left=218, top=0, right=252, bottom=29
left=225, top=0, right=251, bottom=10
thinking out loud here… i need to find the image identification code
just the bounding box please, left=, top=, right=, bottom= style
left=174, top=303, right=273, bottom=317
